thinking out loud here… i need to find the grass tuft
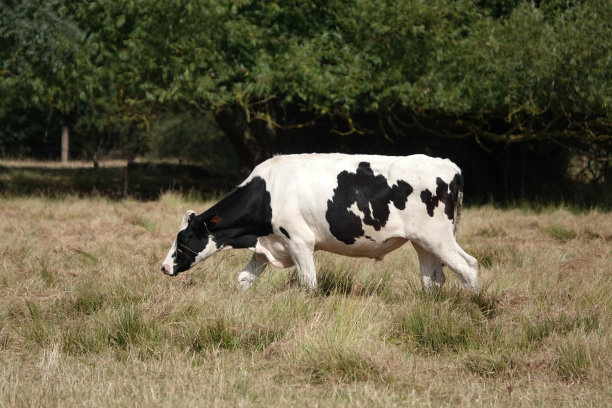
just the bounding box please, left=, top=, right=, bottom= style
left=393, top=300, right=481, bottom=353
left=126, top=215, right=157, bottom=233
left=316, top=264, right=356, bottom=296
left=468, top=291, right=501, bottom=319
left=543, top=225, right=577, bottom=241
left=62, top=323, right=107, bottom=355
left=554, top=335, right=597, bottom=382
left=463, top=350, right=514, bottom=377
left=475, top=226, right=506, bottom=238
left=519, top=312, right=599, bottom=349
left=186, top=316, right=283, bottom=353
left=469, top=243, right=521, bottom=269
left=108, top=304, right=160, bottom=350
left=65, top=283, right=107, bottom=316
left=298, top=342, right=385, bottom=384
left=22, top=301, right=53, bottom=348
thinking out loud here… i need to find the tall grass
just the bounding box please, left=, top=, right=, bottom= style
left=0, top=197, right=611, bottom=406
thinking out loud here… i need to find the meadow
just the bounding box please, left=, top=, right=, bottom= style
left=0, top=193, right=610, bottom=407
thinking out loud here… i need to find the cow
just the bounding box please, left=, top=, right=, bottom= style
left=161, top=154, right=478, bottom=292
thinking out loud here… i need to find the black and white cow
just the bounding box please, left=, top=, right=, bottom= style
left=161, top=154, right=478, bottom=292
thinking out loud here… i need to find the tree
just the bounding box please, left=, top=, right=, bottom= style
left=1, top=0, right=610, bottom=187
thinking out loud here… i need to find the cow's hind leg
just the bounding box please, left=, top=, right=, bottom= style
left=414, top=237, right=478, bottom=292
left=412, top=242, right=445, bottom=292
left=236, top=252, right=269, bottom=291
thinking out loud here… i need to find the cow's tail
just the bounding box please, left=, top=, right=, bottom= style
left=454, top=190, right=463, bottom=239
left=451, top=173, right=464, bottom=239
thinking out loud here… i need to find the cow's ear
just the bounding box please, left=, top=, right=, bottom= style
left=181, top=210, right=196, bottom=228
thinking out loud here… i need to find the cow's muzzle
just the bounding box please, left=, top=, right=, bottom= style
left=161, top=264, right=174, bottom=276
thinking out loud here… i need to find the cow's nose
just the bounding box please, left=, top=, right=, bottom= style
left=161, top=264, right=173, bottom=276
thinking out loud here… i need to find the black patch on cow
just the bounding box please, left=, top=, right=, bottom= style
left=326, top=162, right=413, bottom=245
left=420, top=173, right=463, bottom=220
left=279, top=226, right=291, bottom=239
left=364, top=235, right=375, bottom=242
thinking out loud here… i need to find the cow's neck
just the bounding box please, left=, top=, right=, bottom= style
left=200, top=177, right=273, bottom=249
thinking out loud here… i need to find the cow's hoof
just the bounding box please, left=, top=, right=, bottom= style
left=235, top=279, right=253, bottom=291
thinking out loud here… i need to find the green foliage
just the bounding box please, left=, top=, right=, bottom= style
left=148, top=110, right=237, bottom=170
left=1, top=0, right=610, bottom=167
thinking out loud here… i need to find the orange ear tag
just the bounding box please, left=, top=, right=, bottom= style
left=210, top=215, right=222, bottom=223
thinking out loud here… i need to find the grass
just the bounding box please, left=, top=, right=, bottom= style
left=0, top=195, right=611, bottom=406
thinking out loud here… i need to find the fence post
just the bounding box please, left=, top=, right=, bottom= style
left=61, top=126, right=69, bottom=162
left=123, top=165, right=128, bottom=198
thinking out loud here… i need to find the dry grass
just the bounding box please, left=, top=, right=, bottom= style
left=0, top=159, right=129, bottom=169
left=0, top=194, right=611, bottom=407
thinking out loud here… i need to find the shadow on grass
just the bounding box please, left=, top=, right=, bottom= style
left=0, top=162, right=236, bottom=200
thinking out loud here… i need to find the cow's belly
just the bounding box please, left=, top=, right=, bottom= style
left=315, top=236, right=407, bottom=260
left=255, top=235, right=294, bottom=268
left=255, top=232, right=407, bottom=267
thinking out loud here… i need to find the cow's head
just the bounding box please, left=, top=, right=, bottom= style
left=161, top=210, right=218, bottom=276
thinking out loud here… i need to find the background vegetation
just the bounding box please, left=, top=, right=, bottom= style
left=1, top=195, right=610, bottom=406
left=1, top=0, right=611, bottom=203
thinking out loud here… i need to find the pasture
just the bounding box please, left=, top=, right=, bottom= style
left=0, top=194, right=610, bottom=407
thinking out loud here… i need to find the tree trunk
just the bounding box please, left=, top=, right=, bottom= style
left=214, top=104, right=276, bottom=175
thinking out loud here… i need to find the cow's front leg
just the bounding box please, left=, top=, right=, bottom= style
left=412, top=242, right=446, bottom=293
left=236, top=252, right=268, bottom=291
left=294, top=254, right=317, bottom=290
